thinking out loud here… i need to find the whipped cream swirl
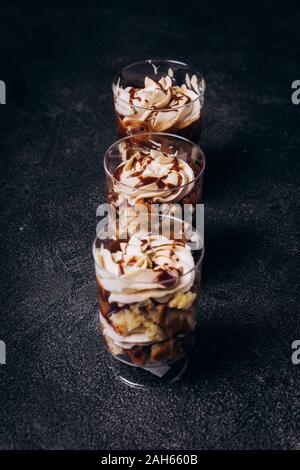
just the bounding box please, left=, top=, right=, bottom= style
left=114, top=71, right=202, bottom=132
left=113, top=148, right=195, bottom=204
left=95, top=234, right=195, bottom=305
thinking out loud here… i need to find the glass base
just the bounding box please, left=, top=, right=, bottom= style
left=109, top=355, right=188, bottom=388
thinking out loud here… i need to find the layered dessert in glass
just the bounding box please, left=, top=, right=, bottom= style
left=93, top=216, right=204, bottom=381
left=104, top=133, right=205, bottom=237
left=112, top=60, right=205, bottom=142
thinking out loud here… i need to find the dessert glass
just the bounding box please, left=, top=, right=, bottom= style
left=93, top=214, right=204, bottom=387
left=104, top=132, right=205, bottom=238
left=112, top=60, right=205, bottom=142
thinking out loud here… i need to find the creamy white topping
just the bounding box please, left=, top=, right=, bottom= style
left=113, top=148, right=195, bottom=205
left=95, top=234, right=195, bottom=305
left=114, top=71, right=202, bottom=132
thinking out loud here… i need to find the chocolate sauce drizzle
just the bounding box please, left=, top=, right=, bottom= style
left=114, top=151, right=192, bottom=192
left=126, top=75, right=192, bottom=110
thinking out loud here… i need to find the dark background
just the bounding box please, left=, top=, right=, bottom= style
left=0, top=0, right=299, bottom=450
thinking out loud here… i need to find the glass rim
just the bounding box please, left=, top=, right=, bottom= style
left=104, top=132, right=206, bottom=194
left=92, top=219, right=205, bottom=283
left=112, top=59, right=206, bottom=112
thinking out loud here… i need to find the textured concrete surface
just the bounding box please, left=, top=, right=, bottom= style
left=0, top=0, right=299, bottom=450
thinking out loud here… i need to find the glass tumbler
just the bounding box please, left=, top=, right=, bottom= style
left=104, top=132, right=205, bottom=239
left=93, top=214, right=204, bottom=387
left=112, top=59, right=205, bottom=143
